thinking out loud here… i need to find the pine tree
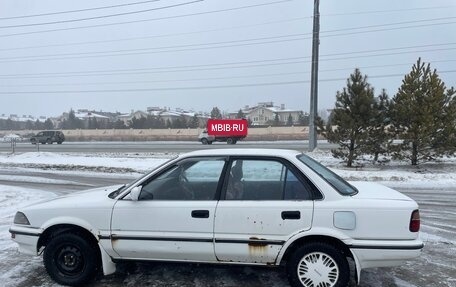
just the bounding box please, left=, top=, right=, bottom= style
left=298, top=111, right=309, bottom=125
left=319, top=69, right=376, bottom=167
left=363, top=89, right=393, bottom=162
left=113, top=119, right=126, bottom=129
left=25, top=120, right=34, bottom=130
left=67, top=109, right=83, bottom=129
left=273, top=113, right=280, bottom=126
left=210, top=107, right=222, bottom=119
left=287, top=114, right=293, bottom=126
left=390, top=58, right=456, bottom=165
left=44, top=118, right=54, bottom=130
left=236, top=109, right=245, bottom=119
left=189, top=114, right=200, bottom=128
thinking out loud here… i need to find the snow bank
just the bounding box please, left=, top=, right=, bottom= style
left=1, top=151, right=455, bottom=187
left=0, top=152, right=171, bottom=173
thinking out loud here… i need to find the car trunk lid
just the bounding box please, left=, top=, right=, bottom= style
left=349, top=181, right=413, bottom=201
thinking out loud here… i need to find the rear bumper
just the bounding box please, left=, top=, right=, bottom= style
left=9, top=226, right=42, bottom=256
left=349, top=238, right=423, bottom=269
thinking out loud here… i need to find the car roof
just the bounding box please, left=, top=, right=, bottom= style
left=181, top=148, right=303, bottom=158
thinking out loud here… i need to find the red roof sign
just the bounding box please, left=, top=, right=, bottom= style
left=207, top=119, right=248, bottom=136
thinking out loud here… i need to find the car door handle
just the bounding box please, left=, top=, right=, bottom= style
left=191, top=210, right=209, bottom=218
left=281, top=211, right=300, bottom=220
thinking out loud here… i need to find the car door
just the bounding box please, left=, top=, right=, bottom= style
left=111, top=157, right=227, bottom=262
left=214, top=157, right=316, bottom=264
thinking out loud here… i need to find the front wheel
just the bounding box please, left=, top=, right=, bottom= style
left=44, top=233, right=99, bottom=286
left=47, top=138, right=53, bottom=144
left=201, top=138, right=209, bottom=145
left=227, top=138, right=234, bottom=144
left=286, top=242, right=349, bottom=287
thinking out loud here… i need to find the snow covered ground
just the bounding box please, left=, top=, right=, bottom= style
left=1, top=150, right=455, bottom=187
left=0, top=150, right=455, bottom=286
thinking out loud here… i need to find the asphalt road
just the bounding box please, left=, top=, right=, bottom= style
left=0, top=140, right=337, bottom=153
left=1, top=168, right=455, bottom=287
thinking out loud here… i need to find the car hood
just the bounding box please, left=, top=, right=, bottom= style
left=349, top=181, right=413, bottom=201
left=23, top=184, right=122, bottom=211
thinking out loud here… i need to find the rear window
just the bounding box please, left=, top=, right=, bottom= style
left=297, top=154, right=358, bottom=196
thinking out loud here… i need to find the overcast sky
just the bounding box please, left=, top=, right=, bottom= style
left=0, top=0, right=455, bottom=117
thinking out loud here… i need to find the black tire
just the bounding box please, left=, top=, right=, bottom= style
left=201, top=138, right=209, bottom=145
left=47, top=138, right=53, bottom=144
left=208, top=141, right=213, bottom=145
left=286, top=242, right=349, bottom=287
left=227, top=138, right=234, bottom=144
left=57, top=141, right=63, bottom=144
left=31, top=139, right=36, bottom=145
left=44, top=233, right=99, bottom=286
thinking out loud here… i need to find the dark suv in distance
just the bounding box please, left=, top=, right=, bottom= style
left=30, top=131, right=65, bottom=144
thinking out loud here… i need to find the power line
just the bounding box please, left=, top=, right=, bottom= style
left=0, top=0, right=166, bottom=21
left=321, top=5, right=456, bottom=17
left=0, top=1, right=204, bottom=30
left=319, top=43, right=456, bottom=58
left=0, top=18, right=455, bottom=63
left=1, top=48, right=456, bottom=79
left=0, top=33, right=310, bottom=62
left=1, top=70, right=311, bottom=87
left=0, top=19, right=452, bottom=67
left=0, top=17, right=310, bottom=52
left=1, top=70, right=455, bottom=94
left=320, top=21, right=456, bottom=39
left=1, top=38, right=455, bottom=65
left=0, top=57, right=309, bottom=78
left=5, top=60, right=456, bottom=86
left=320, top=47, right=456, bottom=62
left=321, top=16, right=456, bottom=34
left=3, top=15, right=449, bottom=52
left=0, top=0, right=291, bottom=38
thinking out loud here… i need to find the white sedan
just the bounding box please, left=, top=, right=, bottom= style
left=10, top=149, right=423, bottom=287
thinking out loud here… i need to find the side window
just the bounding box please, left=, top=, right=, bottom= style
left=139, top=159, right=225, bottom=201
left=283, top=169, right=313, bottom=200
left=225, top=159, right=312, bottom=200
left=37, top=132, right=44, bottom=136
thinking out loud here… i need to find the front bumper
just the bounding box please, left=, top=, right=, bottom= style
left=9, top=225, right=42, bottom=256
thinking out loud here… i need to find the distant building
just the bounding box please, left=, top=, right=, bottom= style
left=117, top=110, right=149, bottom=126
left=117, top=107, right=209, bottom=128
left=74, top=110, right=110, bottom=128
left=228, top=102, right=305, bottom=126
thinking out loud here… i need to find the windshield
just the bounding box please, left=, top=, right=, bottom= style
left=297, top=154, right=358, bottom=196
left=108, top=156, right=178, bottom=199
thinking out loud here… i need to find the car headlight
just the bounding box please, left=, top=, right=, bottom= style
left=14, top=212, right=30, bottom=225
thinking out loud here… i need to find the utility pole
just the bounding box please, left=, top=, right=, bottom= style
left=309, top=0, right=320, bottom=151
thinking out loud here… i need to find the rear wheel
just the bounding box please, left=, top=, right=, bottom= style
left=57, top=141, right=63, bottom=144
left=286, top=242, right=349, bottom=287
left=227, top=138, right=234, bottom=144
left=44, top=233, right=99, bottom=286
left=201, top=138, right=208, bottom=145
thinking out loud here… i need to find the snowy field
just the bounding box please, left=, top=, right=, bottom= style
left=0, top=150, right=455, bottom=286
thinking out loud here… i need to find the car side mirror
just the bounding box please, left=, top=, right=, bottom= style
left=130, top=186, right=142, bottom=201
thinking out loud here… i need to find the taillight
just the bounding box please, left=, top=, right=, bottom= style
left=409, top=210, right=420, bottom=232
